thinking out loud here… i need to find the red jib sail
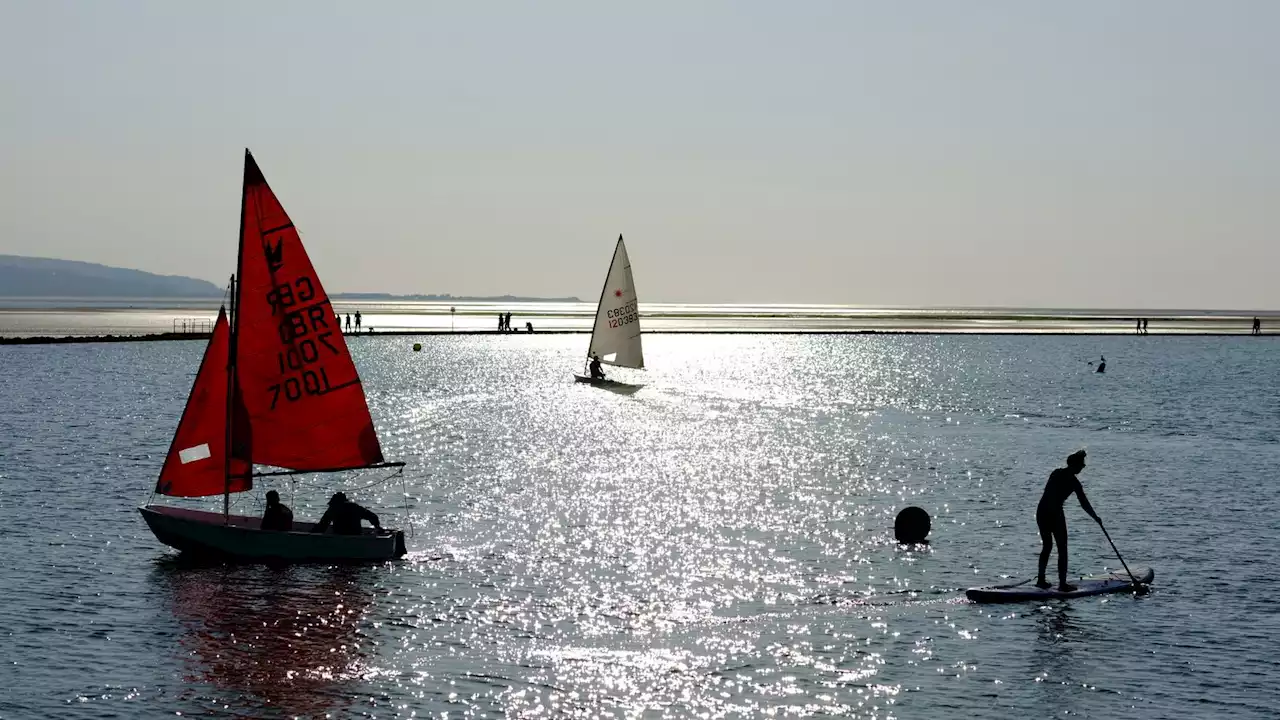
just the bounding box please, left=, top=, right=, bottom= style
left=156, top=309, right=253, bottom=497
left=233, top=150, right=385, bottom=470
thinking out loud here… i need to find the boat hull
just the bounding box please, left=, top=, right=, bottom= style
left=140, top=505, right=405, bottom=563
left=573, top=374, right=637, bottom=388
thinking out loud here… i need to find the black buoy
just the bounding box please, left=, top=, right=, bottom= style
left=412, top=342, right=422, bottom=352
left=894, top=506, right=931, bottom=544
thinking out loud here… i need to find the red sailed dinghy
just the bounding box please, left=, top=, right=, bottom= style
left=140, top=150, right=406, bottom=562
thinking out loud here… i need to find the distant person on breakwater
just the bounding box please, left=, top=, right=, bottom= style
left=1254, top=317, right=1262, bottom=336
left=355, top=311, right=362, bottom=332
left=1135, top=318, right=1142, bottom=335
left=1036, top=450, right=1101, bottom=591
left=260, top=490, right=293, bottom=532
left=526, top=321, right=533, bottom=333
left=345, top=314, right=352, bottom=333
left=505, top=312, right=512, bottom=332
left=1142, top=318, right=1149, bottom=334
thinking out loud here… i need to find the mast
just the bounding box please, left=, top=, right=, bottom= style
left=224, top=149, right=251, bottom=522
left=223, top=274, right=236, bottom=520
left=585, top=235, right=624, bottom=365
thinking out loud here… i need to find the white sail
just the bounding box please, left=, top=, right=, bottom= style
left=587, top=235, right=643, bottom=368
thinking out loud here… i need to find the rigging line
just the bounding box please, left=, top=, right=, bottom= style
left=343, top=468, right=405, bottom=494
left=585, top=234, right=624, bottom=357
left=261, top=465, right=405, bottom=494
left=401, top=472, right=415, bottom=540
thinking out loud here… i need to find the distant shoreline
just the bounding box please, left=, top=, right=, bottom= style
left=0, top=294, right=582, bottom=309
left=1, top=328, right=1272, bottom=345
left=0, top=301, right=1273, bottom=342
left=1, top=297, right=1277, bottom=316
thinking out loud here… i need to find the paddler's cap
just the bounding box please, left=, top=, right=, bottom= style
left=1067, top=450, right=1087, bottom=465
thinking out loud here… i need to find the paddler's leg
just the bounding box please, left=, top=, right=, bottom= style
left=1054, top=519, right=1075, bottom=592
left=1036, top=513, right=1054, bottom=589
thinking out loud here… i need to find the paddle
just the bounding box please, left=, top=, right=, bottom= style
left=1097, top=518, right=1148, bottom=594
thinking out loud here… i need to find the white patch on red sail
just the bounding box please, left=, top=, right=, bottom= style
left=179, top=444, right=212, bottom=464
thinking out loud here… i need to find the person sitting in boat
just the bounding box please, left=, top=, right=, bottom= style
left=260, top=490, right=294, bottom=532
left=588, top=354, right=605, bottom=380
left=311, top=492, right=382, bottom=535
left=1036, top=450, right=1101, bottom=592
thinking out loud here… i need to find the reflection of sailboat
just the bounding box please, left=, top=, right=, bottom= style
left=574, top=235, right=644, bottom=387
left=153, top=559, right=376, bottom=716
left=139, top=150, right=406, bottom=562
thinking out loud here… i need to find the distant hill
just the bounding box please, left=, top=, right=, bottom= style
left=0, top=255, right=221, bottom=297
left=0, top=255, right=580, bottom=302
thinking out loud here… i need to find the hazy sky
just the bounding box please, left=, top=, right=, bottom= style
left=2, top=2, right=1277, bottom=308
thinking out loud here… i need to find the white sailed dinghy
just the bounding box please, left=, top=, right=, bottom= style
left=574, top=234, right=643, bottom=387
left=139, top=150, right=406, bottom=563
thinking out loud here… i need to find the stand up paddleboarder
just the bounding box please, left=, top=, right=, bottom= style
left=1036, top=450, right=1101, bottom=591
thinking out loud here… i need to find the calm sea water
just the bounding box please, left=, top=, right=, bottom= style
left=1, top=334, right=1278, bottom=718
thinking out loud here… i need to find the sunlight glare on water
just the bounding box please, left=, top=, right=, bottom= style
left=1, top=334, right=1278, bottom=718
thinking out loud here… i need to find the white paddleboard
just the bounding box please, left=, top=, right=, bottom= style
left=966, top=566, right=1153, bottom=604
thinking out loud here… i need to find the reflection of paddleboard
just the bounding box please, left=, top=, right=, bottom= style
left=966, top=566, right=1152, bottom=604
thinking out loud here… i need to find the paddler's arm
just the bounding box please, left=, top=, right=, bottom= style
left=1075, top=480, right=1101, bottom=523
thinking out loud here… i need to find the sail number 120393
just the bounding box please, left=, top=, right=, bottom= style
left=607, top=300, right=638, bottom=329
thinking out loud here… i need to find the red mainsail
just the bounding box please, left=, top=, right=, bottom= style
left=156, top=309, right=252, bottom=497
left=232, top=150, right=385, bottom=471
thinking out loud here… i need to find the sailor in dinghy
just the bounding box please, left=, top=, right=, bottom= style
left=260, top=490, right=293, bottom=532
left=312, top=492, right=383, bottom=535
left=587, top=354, right=606, bottom=381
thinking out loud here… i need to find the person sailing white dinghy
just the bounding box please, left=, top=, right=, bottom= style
left=575, top=235, right=643, bottom=384
left=587, top=353, right=606, bottom=380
